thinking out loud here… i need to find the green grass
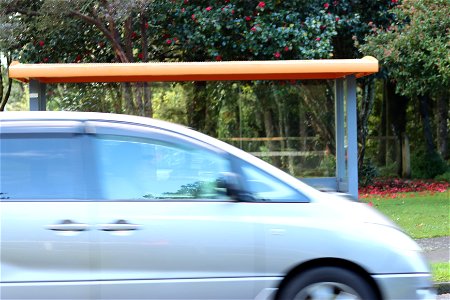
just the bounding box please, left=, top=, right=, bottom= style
left=362, top=191, right=450, bottom=239
left=432, top=262, right=450, bottom=282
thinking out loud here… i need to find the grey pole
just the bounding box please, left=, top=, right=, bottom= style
left=335, top=78, right=346, bottom=192
left=29, top=80, right=46, bottom=111
left=346, top=75, right=358, bottom=200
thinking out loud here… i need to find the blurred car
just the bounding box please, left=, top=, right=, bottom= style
left=0, top=111, right=435, bottom=300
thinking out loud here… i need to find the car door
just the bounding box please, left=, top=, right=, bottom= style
left=88, top=122, right=260, bottom=299
left=0, top=122, right=97, bottom=299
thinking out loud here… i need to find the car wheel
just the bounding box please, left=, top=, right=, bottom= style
left=277, top=267, right=377, bottom=300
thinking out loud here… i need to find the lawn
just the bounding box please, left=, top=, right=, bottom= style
left=361, top=191, right=449, bottom=239
left=432, top=262, right=450, bottom=282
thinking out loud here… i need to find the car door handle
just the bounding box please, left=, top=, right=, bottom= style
left=98, top=220, right=141, bottom=231
left=46, top=219, right=90, bottom=232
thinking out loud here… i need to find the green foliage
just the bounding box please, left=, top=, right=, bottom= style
left=359, top=160, right=379, bottom=187
left=435, top=171, right=450, bottom=183
left=153, top=83, right=188, bottom=125
left=432, top=262, right=450, bottom=282
left=411, top=147, right=448, bottom=179
left=161, top=1, right=338, bottom=61
left=378, top=162, right=398, bottom=178
left=361, top=0, right=450, bottom=98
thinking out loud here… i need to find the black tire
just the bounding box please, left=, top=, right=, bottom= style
left=277, top=267, right=377, bottom=300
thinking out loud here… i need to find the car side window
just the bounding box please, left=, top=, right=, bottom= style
left=93, top=135, right=232, bottom=201
left=240, top=162, right=307, bottom=202
left=0, top=134, right=85, bottom=200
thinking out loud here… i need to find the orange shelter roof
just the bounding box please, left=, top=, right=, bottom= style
left=9, top=57, right=378, bottom=83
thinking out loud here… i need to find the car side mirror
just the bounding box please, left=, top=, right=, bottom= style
left=216, top=172, right=241, bottom=200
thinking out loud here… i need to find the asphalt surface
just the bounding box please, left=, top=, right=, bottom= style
left=416, top=236, right=450, bottom=297
left=417, top=236, right=450, bottom=263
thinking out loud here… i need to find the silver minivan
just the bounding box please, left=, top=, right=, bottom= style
left=0, top=111, right=435, bottom=299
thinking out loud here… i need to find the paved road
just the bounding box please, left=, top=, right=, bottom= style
left=416, top=236, right=450, bottom=263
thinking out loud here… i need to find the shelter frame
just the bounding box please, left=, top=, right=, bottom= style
left=9, top=57, right=379, bottom=199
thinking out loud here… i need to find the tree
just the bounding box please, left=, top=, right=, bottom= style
left=361, top=0, right=449, bottom=160
left=0, top=55, right=12, bottom=111
left=0, top=0, right=178, bottom=115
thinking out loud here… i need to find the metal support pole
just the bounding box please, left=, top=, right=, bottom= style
left=29, top=80, right=46, bottom=111
left=346, top=75, right=358, bottom=200
left=335, top=78, right=346, bottom=192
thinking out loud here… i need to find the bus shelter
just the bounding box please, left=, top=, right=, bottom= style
left=8, top=57, right=379, bottom=199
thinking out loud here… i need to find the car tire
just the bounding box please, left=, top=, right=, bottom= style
left=277, top=266, right=377, bottom=300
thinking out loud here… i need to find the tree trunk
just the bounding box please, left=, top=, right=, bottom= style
left=122, top=82, right=135, bottom=114
left=255, top=84, right=281, bottom=168
left=376, top=80, right=388, bottom=166
left=299, top=82, right=335, bottom=155
left=187, top=81, right=207, bottom=132
left=437, top=93, right=449, bottom=159
left=140, top=14, right=153, bottom=118
left=357, top=77, right=375, bottom=169
left=0, top=54, right=13, bottom=111
left=386, top=81, right=409, bottom=176
left=418, top=94, right=436, bottom=154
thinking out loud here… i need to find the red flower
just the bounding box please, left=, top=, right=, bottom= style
left=181, top=8, right=186, bottom=12
left=75, top=55, right=82, bottom=62
left=245, top=16, right=251, bottom=21
left=206, top=6, right=212, bottom=11
left=257, top=2, right=265, bottom=8
left=315, top=37, right=321, bottom=41
left=335, top=17, right=340, bottom=22
left=251, top=26, right=257, bottom=32
left=323, top=3, right=330, bottom=9
left=391, top=0, right=398, bottom=3
left=166, top=39, right=172, bottom=45
left=131, top=32, right=138, bottom=39
left=183, top=0, right=188, bottom=3
left=145, top=22, right=149, bottom=29
left=274, top=52, right=281, bottom=58
left=215, top=55, right=222, bottom=61
left=284, top=46, right=290, bottom=52
left=191, top=14, right=196, bottom=20
left=38, top=40, right=44, bottom=47
left=138, top=53, right=144, bottom=60
left=43, top=57, right=49, bottom=63
left=333, top=0, right=339, bottom=6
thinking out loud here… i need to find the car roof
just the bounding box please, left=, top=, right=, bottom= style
left=0, top=111, right=184, bottom=131
left=0, top=111, right=237, bottom=156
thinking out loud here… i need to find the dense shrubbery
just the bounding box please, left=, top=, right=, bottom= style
left=411, top=147, right=448, bottom=179
left=435, top=171, right=450, bottom=182
left=358, top=161, right=379, bottom=187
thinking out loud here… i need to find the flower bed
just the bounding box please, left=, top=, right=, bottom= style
left=359, top=178, right=450, bottom=199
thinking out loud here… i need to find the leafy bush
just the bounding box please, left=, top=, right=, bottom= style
left=359, top=161, right=379, bottom=187
left=378, top=162, right=398, bottom=178
left=435, top=171, right=450, bottom=182
left=411, top=147, right=448, bottom=179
